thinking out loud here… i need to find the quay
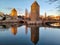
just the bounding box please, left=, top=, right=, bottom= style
left=26, top=20, right=42, bottom=25
left=0, top=19, right=60, bottom=25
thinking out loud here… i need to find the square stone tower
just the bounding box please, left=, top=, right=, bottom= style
left=30, top=1, right=40, bottom=21
left=11, top=8, right=17, bottom=19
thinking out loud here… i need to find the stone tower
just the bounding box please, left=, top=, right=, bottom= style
left=30, top=1, right=40, bottom=21
left=11, top=8, right=17, bottom=19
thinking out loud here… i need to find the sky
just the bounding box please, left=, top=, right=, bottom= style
left=0, top=0, right=60, bottom=16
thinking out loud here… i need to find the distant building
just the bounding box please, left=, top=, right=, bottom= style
left=0, top=12, right=4, bottom=16
left=11, top=8, right=17, bottom=19
left=0, top=12, right=4, bottom=19
left=25, top=9, right=28, bottom=18
left=45, top=12, right=47, bottom=18
left=30, top=1, right=40, bottom=21
left=4, top=14, right=11, bottom=20
left=44, top=12, right=48, bottom=20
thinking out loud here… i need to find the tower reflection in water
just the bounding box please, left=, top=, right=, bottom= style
left=11, top=25, right=17, bottom=35
left=30, top=26, right=39, bottom=45
left=25, top=25, right=28, bottom=34
left=11, top=25, right=39, bottom=45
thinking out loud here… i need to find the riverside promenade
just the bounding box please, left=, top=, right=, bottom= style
left=0, top=19, right=60, bottom=25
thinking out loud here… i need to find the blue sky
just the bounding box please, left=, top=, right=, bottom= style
left=0, top=0, right=59, bottom=16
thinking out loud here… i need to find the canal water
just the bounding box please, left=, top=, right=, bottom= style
left=0, top=24, right=60, bottom=45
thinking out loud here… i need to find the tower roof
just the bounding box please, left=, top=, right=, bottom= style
left=31, top=1, right=39, bottom=6
left=32, top=40, right=38, bottom=45
left=12, top=8, right=17, bottom=11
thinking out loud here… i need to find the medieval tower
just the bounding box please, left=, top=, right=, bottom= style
left=30, top=1, right=40, bottom=21
left=11, top=8, right=17, bottom=19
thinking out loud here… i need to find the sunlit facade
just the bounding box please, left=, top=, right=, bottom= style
left=11, top=8, right=17, bottom=19
left=30, top=1, right=40, bottom=21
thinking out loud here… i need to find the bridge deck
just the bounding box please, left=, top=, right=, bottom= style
left=26, top=21, right=42, bottom=25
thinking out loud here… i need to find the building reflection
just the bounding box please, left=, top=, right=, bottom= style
left=11, top=25, right=17, bottom=35
left=30, top=26, right=39, bottom=45
left=25, top=25, right=28, bottom=34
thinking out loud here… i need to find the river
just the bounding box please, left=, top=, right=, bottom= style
left=0, top=24, right=60, bottom=45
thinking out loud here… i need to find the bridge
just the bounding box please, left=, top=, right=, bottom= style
left=0, top=19, right=26, bottom=23
left=41, top=20, right=60, bottom=27
left=0, top=18, right=60, bottom=25
left=42, top=20, right=60, bottom=24
left=25, top=20, right=60, bottom=25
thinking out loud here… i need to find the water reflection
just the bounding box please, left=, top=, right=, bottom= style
left=0, top=25, right=10, bottom=31
left=25, top=25, right=28, bottom=34
left=50, top=23, right=60, bottom=27
left=0, top=25, right=10, bottom=29
left=11, top=25, right=17, bottom=35
left=0, top=24, right=60, bottom=45
left=30, top=25, right=39, bottom=45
